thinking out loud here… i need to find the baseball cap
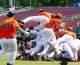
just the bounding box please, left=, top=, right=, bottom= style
left=7, top=12, right=15, bottom=17
left=56, top=13, right=63, bottom=18
left=51, top=14, right=56, bottom=18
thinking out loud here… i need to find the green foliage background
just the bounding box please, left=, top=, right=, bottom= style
left=1, top=0, right=80, bottom=9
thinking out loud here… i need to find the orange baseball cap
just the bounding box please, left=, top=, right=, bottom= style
left=51, top=14, right=56, bottom=18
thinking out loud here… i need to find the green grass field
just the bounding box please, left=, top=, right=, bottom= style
left=0, top=54, right=80, bottom=65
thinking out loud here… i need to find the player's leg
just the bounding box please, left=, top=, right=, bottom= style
left=7, top=38, right=17, bottom=65
left=0, top=39, right=8, bottom=59
left=64, top=43, right=75, bottom=61
left=68, top=39, right=80, bottom=61
left=30, top=43, right=43, bottom=56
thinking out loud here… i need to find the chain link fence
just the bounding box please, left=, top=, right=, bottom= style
left=1, top=0, right=80, bottom=14
left=0, top=0, right=33, bottom=14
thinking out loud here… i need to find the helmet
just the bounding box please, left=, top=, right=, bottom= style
left=7, top=12, right=15, bottom=17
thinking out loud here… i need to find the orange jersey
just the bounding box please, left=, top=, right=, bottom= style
left=0, top=17, right=20, bottom=38
left=45, top=19, right=60, bottom=31
left=44, top=21, right=53, bottom=28
left=44, top=18, right=61, bottom=38
left=45, top=19, right=60, bottom=38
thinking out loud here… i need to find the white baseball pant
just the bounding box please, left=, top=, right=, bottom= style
left=0, top=38, right=17, bottom=64
left=30, top=28, right=56, bottom=56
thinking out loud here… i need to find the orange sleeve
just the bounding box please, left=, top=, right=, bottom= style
left=71, top=32, right=77, bottom=39
left=12, top=19, right=20, bottom=30
left=63, top=30, right=77, bottom=39
left=43, top=12, right=51, bottom=19
left=44, top=22, right=52, bottom=28
left=38, top=12, right=51, bottom=19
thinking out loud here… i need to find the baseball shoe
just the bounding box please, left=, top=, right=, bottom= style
left=7, top=63, right=13, bottom=65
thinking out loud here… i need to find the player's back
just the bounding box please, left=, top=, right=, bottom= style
left=0, top=17, right=20, bottom=38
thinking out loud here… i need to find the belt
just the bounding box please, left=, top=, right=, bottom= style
left=0, top=37, right=14, bottom=39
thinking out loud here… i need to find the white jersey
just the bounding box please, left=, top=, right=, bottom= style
left=73, top=39, right=80, bottom=50
left=22, top=16, right=49, bottom=24
left=22, top=16, right=50, bottom=30
left=36, top=28, right=56, bottom=45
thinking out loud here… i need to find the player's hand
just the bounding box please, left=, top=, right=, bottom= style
left=24, top=31, right=29, bottom=35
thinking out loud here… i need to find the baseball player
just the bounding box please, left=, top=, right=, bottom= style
left=31, top=13, right=62, bottom=59
left=58, top=39, right=80, bottom=61
left=22, top=16, right=55, bottom=56
left=44, top=13, right=63, bottom=39
left=29, top=17, right=57, bottom=58
left=54, top=27, right=78, bottom=61
left=30, top=28, right=56, bottom=57
left=0, top=12, right=29, bottom=65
